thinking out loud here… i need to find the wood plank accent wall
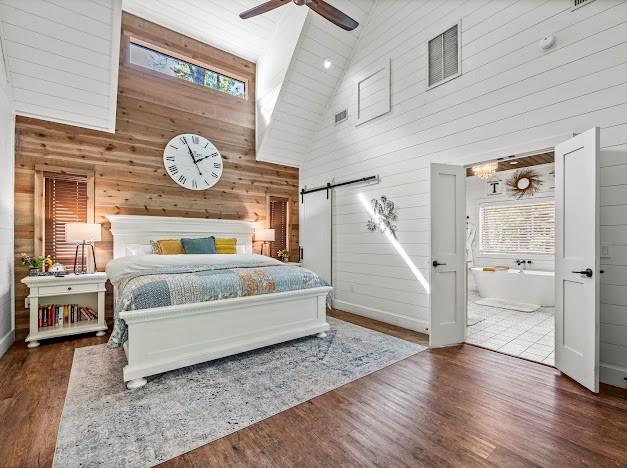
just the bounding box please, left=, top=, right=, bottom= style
left=13, top=13, right=299, bottom=334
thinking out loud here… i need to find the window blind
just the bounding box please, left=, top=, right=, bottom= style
left=44, top=173, right=88, bottom=267
left=479, top=202, right=555, bottom=255
left=269, top=197, right=288, bottom=258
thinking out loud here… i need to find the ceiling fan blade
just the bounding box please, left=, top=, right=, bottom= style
left=240, top=0, right=290, bottom=19
left=305, top=0, right=359, bottom=31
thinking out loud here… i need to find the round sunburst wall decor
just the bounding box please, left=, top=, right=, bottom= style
left=506, top=168, right=543, bottom=199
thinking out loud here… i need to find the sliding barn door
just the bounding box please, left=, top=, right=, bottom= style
left=555, top=127, right=600, bottom=393
left=300, top=189, right=332, bottom=284
left=430, top=163, right=466, bottom=347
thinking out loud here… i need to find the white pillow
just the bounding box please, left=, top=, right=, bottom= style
left=236, top=244, right=250, bottom=255
left=125, top=244, right=154, bottom=256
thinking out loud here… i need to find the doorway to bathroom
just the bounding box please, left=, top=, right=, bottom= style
left=465, top=152, right=556, bottom=366
left=430, top=128, right=602, bottom=392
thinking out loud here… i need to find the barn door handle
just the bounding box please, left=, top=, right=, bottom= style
left=572, top=268, right=593, bottom=278
left=432, top=260, right=447, bottom=267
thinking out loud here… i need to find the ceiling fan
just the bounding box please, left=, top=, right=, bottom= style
left=240, top=0, right=359, bottom=31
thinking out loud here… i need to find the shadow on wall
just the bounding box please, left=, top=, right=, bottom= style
left=600, top=149, right=627, bottom=248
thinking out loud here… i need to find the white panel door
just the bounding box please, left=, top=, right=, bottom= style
left=300, top=189, right=332, bottom=284
left=430, top=163, right=466, bottom=347
left=555, top=127, right=600, bottom=393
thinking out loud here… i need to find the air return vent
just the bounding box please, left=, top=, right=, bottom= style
left=334, top=109, right=348, bottom=125
left=571, top=0, right=595, bottom=11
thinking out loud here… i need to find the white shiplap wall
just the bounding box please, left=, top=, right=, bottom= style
left=300, top=0, right=627, bottom=387
left=0, top=33, right=14, bottom=358
left=0, top=0, right=121, bottom=132
left=257, top=0, right=375, bottom=166
left=256, top=5, right=309, bottom=166
left=123, top=0, right=287, bottom=63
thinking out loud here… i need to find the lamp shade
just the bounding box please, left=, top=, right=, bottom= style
left=65, top=223, right=102, bottom=242
left=255, top=228, right=275, bottom=242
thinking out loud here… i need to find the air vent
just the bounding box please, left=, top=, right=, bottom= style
left=334, top=109, right=348, bottom=125
left=571, top=0, right=595, bottom=10
left=427, top=23, right=461, bottom=89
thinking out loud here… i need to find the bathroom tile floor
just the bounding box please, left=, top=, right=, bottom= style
left=466, top=292, right=555, bottom=366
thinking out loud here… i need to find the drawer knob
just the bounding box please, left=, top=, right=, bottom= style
left=67, top=287, right=72, bottom=290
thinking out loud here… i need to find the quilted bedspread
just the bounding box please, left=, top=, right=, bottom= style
left=107, top=258, right=329, bottom=348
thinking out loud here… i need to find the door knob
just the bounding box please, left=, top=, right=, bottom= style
left=432, top=260, right=447, bottom=267
left=571, top=268, right=593, bottom=278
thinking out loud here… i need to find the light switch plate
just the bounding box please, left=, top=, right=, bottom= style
left=601, top=244, right=610, bottom=258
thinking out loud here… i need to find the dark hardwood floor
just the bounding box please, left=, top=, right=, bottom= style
left=1, top=311, right=625, bottom=467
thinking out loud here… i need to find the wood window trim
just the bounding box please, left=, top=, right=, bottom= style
left=124, top=35, right=250, bottom=101
left=267, top=195, right=290, bottom=259
left=34, top=165, right=95, bottom=258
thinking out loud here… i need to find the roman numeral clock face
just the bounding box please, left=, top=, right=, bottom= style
left=163, top=134, right=223, bottom=190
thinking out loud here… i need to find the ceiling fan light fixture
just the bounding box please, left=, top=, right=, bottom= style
left=472, top=162, right=498, bottom=179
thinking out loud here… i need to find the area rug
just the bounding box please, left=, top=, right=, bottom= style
left=53, top=318, right=424, bottom=467
left=475, top=297, right=541, bottom=312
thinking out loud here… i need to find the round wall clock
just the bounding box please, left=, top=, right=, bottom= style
left=163, top=133, right=223, bottom=190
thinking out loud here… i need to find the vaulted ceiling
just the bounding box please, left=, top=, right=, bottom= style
left=255, top=0, right=375, bottom=167
left=0, top=0, right=374, bottom=157
left=123, top=0, right=289, bottom=63
left=0, top=0, right=122, bottom=132
left=123, top=0, right=374, bottom=168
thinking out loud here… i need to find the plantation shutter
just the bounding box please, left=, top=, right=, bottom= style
left=428, top=24, right=459, bottom=87
left=269, top=197, right=288, bottom=259
left=44, top=173, right=88, bottom=266
left=480, top=202, right=555, bottom=254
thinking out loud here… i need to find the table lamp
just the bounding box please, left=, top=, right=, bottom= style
left=65, top=223, right=101, bottom=274
left=255, top=228, right=275, bottom=257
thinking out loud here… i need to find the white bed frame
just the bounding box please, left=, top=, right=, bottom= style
left=107, top=215, right=332, bottom=389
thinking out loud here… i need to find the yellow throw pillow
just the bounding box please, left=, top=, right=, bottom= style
left=215, top=238, right=237, bottom=254
left=155, top=239, right=185, bottom=255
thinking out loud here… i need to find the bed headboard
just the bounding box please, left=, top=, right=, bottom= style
left=107, top=215, right=255, bottom=259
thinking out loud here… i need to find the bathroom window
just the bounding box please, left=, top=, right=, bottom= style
left=479, top=202, right=555, bottom=255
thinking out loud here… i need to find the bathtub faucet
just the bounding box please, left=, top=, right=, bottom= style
left=514, top=259, right=532, bottom=269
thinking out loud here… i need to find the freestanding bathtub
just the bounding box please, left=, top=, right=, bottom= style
left=470, top=267, right=555, bottom=307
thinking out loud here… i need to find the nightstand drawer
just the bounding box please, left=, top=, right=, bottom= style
left=38, top=283, right=98, bottom=297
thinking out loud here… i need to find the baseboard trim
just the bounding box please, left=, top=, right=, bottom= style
left=600, top=362, right=627, bottom=389
left=0, top=329, right=15, bottom=359
left=333, top=299, right=429, bottom=334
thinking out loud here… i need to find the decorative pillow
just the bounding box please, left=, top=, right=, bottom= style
left=181, top=237, right=216, bottom=254
left=215, top=238, right=237, bottom=254
left=125, top=244, right=153, bottom=256
left=153, top=239, right=185, bottom=255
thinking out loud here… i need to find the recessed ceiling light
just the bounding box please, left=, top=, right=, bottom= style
left=323, top=58, right=332, bottom=69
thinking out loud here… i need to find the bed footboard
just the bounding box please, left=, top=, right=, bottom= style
left=120, top=286, right=332, bottom=388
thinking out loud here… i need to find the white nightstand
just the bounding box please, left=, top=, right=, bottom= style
left=21, top=273, right=108, bottom=348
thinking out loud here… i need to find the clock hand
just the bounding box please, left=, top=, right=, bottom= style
left=194, top=152, right=218, bottom=164
left=182, top=137, right=203, bottom=175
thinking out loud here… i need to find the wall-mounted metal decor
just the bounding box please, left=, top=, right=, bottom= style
left=366, top=196, right=398, bottom=239
left=506, top=168, right=543, bottom=199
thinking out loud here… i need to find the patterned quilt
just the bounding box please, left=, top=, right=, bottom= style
left=107, top=263, right=330, bottom=347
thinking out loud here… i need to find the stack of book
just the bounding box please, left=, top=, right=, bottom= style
left=38, top=304, right=97, bottom=328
